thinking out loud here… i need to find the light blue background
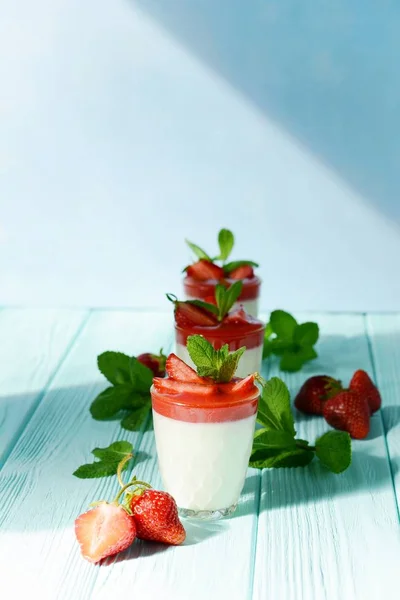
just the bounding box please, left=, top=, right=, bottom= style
left=1, top=0, right=399, bottom=311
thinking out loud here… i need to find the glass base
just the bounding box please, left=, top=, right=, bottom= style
left=179, top=503, right=237, bottom=521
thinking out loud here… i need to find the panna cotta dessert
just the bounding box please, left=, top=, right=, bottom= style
left=168, top=282, right=265, bottom=378
left=151, top=351, right=259, bottom=519
left=183, top=228, right=261, bottom=317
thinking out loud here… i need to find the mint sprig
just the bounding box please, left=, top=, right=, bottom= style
left=90, top=351, right=153, bottom=430
left=185, top=228, right=259, bottom=271
left=250, top=377, right=352, bottom=473
left=73, top=441, right=133, bottom=479
left=263, top=310, right=319, bottom=372
left=187, top=334, right=245, bottom=382
left=173, top=281, right=243, bottom=322
left=223, top=260, right=259, bottom=275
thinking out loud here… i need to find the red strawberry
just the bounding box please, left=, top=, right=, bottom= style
left=174, top=301, right=217, bottom=327
left=223, top=374, right=256, bottom=395
left=153, top=377, right=214, bottom=395
left=204, top=294, right=217, bottom=305
left=228, top=265, right=254, bottom=279
left=130, top=490, right=186, bottom=545
left=323, top=390, right=370, bottom=439
left=349, top=369, right=381, bottom=414
left=75, top=503, right=136, bottom=564
left=137, top=351, right=167, bottom=378
left=224, top=307, right=249, bottom=324
left=294, top=375, right=342, bottom=415
left=165, top=353, right=207, bottom=384
left=186, top=260, right=224, bottom=281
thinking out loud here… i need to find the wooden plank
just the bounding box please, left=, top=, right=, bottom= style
left=252, top=314, right=400, bottom=600
left=0, top=308, right=88, bottom=466
left=0, top=310, right=173, bottom=600
left=366, top=314, right=400, bottom=519
left=90, top=312, right=274, bottom=600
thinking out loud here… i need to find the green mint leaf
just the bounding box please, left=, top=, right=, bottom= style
left=90, top=385, right=134, bottom=420
left=197, top=366, right=219, bottom=379
left=187, top=299, right=219, bottom=316
left=97, top=351, right=131, bottom=385
left=121, top=392, right=150, bottom=410
left=129, top=357, right=153, bottom=393
left=223, top=260, right=259, bottom=274
left=187, top=335, right=217, bottom=370
left=73, top=440, right=133, bottom=479
left=185, top=239, right=212, bottom=261
left=257, top=377, right=296, bottom=437
left=217, top=228, right=235, bottom=262
left=218, top=347, right=246, bottom=382
left=262, top=340, right=273, bottom=359
left=315, top=431, right=352, bottom=474
left=91, top=440, right=133, bottom=462
left=293, top=322, right=319, bottom=347
left=270, top=310, right=298, bottom=339
left=250, top=448, right=314, bottom=469
left=252, top=430, right=296, bottom=452
left=121, top=405, right=150, bottom=431
left=270, top=338, right=293, bottom=355
left=215, top=281, right=243, bottom=320
left=280, top=346, right=318, bottom=372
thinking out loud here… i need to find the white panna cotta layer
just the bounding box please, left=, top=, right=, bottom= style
left=153, top=410, right=256, bottom=511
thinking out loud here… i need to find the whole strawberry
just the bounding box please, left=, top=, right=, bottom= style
left=137, top=350, right=167, bottom=378
left=323, top=390, right=370, bottom=439
left=349, top=369, right=381, bottom=414
left=294, top=375, right=342, bottom=415
left=75, top=502, right=136, bottom=563
left=129, top=490, right=186, bottom=545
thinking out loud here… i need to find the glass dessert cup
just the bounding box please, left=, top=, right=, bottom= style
left=184, top=275, right=261, bottom=318
left=175, top=316, right=265, bottom=378
left=151, top=382, right=259, bottom=520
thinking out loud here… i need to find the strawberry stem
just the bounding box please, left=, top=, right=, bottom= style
left=117, top=453, right=133, bottom=488
left=114, top=479, right=152, bottom=504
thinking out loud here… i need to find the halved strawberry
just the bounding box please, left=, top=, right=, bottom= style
left=229, top=265, right=254, bottom=279
left=165, top=353, right=206, bottom=384
left=223, top=374, right=256, bottom=395
left=75, top=503, right=136, bottom=564
left=175, top=302, right=217, bottom=327
left=153, top=377, right=215, bottom=396
left=186, top=260, right=224, bottom=281
left=224, top=307, right=249, bottom=324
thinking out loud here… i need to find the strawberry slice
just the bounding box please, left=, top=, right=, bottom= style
left=229, top=265, right=254, bottom=279
left=175, top=302, right=217, bottom=327
left=75, top=503, right=136, bottom=564
left=224, top=307, right=249, bottom=324
left=223, top=374, right=256, bottom=395
left=153, top=377, right=215, bottom=396
left=186, top=259, right=224, bottom=281
left=165, top=353, right=206, bottom=384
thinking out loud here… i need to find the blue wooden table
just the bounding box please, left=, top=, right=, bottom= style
left=1, top=308, right=399, bottom=600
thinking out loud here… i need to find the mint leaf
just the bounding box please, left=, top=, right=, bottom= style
left=293, top=322, right=319, bottom=347
left=90, top=385, right=134, bottom=420
left=97, top=351, right=131, bottom=385
left=218, top=347, right=246, bottom=382
left=250, top=448, right=314, bottom=469
left=91, top=440, right=133, bottom=462
left=73, top=440, right=133, bottom=479
left=223, top=260, right=259, bottom=274
left=188, top=299, right=219, bottom=316
left=185, top=239, right=212, bottom=261
left=214, top=281, right=243, bottom=320
left=217, top=228, right=234, bottom=262
left=280, top=347, right=318, bottom=372
left=129, top=357, right=153, bottom=393
left=315, top=431, right=351, bottom=474
left=187, top=335, right=217, bottom=370
left=257, top=377, right=296, bottom=437
left=252, top=430, right=296, bottom=452
left=121, top=405, right=150, bottom=431
left=270, top=310, right=298, bottom=338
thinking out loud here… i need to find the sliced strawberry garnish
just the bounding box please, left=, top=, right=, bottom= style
left=223, top=374, right=256, bottom=395
left=224, top=307, right=249, bottom=324
left=175, top=302, right=217, bottom=327
left=153, top=377, right=215, bottom=396
left=75, top=503, right=136, bottom=564
left=186, top=259, right=224, bottom=281
left=229, top=265, right=254, bottom=279
left=165, top=353, right=206, bottom=384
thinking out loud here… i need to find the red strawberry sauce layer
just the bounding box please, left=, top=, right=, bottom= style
left=175, top=315, right=265, bottom=350
left=184, top=275, right=261, bottom=301
left=151, top=380, right=259, bottom=423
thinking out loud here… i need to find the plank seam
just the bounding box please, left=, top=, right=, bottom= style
left=0, top=310, right=92, bottom=472
left=364, top=314, right=400, bottom=523
left=248, top=471, right=262, bottom=600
